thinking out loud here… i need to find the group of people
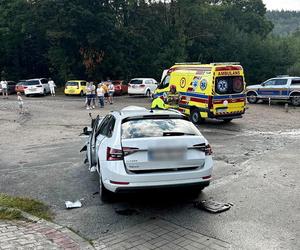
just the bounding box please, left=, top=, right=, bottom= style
left=85, top=81, right=115, bottom=110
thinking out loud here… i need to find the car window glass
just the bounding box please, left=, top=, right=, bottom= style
left=41, top=79, right=48, bottom=84
left=98, top=116, right=111, bottom=136
left=274, top=79, right=288, bottom=85
left=145, top=80, right=152, bottom=85
left=106, top=117, right=116, bottom=137
left=158, top=75, right=170, bottom=89
left=26, top=80, right=40, bottom=85
left=291, top=79, right=300, bottom=85
left=130, top=80, right=143, bottom=84
left=81, top=82, right=86, bottom=86
left=122, top=118, right=200, bottom=139
left=264, top=80, right=275, bottom=86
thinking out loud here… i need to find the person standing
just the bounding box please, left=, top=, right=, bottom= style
left=85, top=82, right=92, bottom=110
left=48, top=78, right=56, bottom=96
left=90, top=82, right=96, bottom=109
left=96, top=83, right=105, bottom=108
left=108, top=81, right=115, bottom=104
left=1, top=79, right=8, bottom=99
left=17, top=92, right=24, bottom=114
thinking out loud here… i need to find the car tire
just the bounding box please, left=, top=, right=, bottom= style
left=146, top=89, right=151, bottom=98
left=290, top=94, right=300, bottom=106
left=190, top=109, right=204, bottom=124
left=80, top=91, right=84, bottom=97
left=247, top=92, right=258, bottom=104
left=43, top=89, right=47, bottom=96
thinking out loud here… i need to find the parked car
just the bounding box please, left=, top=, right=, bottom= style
left=64, top=80, right=87, bottom=96
left=128, top=78, right=158, bottom=97
left=15, top=80, right=27, bottom=94
left=24, top=78, right=50, bottom=97
left=83, top=106, right=213, bottom=200
left=0, top=81, right=17, bottom=95
left=112, top=80, right=128, bottom=95
left=246, top=76, right=300, bottom=106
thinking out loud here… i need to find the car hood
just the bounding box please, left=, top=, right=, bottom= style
left=246, top=84, right=261, bottom=90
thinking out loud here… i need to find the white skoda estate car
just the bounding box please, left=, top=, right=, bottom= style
left=84, top=106, right=213, bottom=200
left=128, top=78, right=158, bottom=97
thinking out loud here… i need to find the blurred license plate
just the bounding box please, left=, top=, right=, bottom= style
left=30, top=88, right=37, bottom=91
left=149, top=149, right=186, bottom=161
left=216, top=108, right=228, bottom=113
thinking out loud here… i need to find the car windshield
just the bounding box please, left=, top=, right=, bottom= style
left=122, top=118, right=200, bottom=139
left=130, top=80, right=143, bottom=85
left=26, top=80, right=40, bottom=86
left=66, top=82, right=78, bottom=86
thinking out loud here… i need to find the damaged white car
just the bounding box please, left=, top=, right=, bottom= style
left=82, top=106, right=213, bottom=200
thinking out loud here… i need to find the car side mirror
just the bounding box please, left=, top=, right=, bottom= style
left=261, top=83, right=266, bottom=87
left=82, top=126, right=92, bottom=136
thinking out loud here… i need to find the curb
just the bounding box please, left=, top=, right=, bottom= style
left=0, top=206, right=94, bottom=249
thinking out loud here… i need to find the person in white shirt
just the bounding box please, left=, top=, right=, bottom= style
left=17, top=92, right=24, bottom=114
left=48, top=78, right=56, bottom=96
left=96, top=83, right=105, bottom=108
left=108, top=81, right=115, bottom=104
left=1, top=79, right=8, bottom=98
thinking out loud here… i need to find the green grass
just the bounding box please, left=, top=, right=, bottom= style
left=0, top=193, right=53, bottom=221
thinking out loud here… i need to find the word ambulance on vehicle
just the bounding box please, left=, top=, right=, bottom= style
left=151, top=62, right=247, bottom=123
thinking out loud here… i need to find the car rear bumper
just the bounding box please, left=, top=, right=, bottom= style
left=100, top=157, right=213, bottom=193
left=64, top=89, right=81, bottom=95
left=25, top=89, right=44, bottom=95
left=128, top=88, right=146, bottom=95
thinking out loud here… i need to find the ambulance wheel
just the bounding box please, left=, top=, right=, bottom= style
left=247, top=92, right=258, bottom=104
left=190, top=109, right=204, bottom=124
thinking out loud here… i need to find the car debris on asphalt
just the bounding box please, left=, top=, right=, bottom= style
left=193, top=199, right=233, bottom=213
left=65, top=200, right=82, bottom=209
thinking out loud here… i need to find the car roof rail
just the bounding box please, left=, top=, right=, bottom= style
left=210, top=62, right=240, bottom=66
left=276, top=75, right=289, bottom=78
left=175, top=62, right=202, bottom=65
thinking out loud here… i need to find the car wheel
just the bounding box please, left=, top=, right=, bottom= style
left=80, top=91, right=84, bottom=97
left=98, top=163, right=112, bottom=202
left=146, top=89, right=151, bottom=98
left=222, top=119, right=233, bottom=123
left=43, top=89, right=47, bottom=96
left=291, top=94, right=300, bottom=106
left=190, top=109, right=204, bottom=124
left=247, top=92, right=258, bottom=104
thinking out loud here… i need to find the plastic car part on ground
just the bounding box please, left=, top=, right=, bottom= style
left=65, top=200, right=82, bottom=209
left=193, top=199, right=232, bottom=213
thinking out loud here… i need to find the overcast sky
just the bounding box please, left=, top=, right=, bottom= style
left=263, top=0, right=300, bottom=11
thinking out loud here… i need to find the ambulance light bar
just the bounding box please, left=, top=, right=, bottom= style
left=175, top=62, right=202, bottom=65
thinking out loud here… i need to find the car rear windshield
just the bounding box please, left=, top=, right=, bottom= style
left=130, top=80, right=143, bottom=85
left=66, top=82, right=78, bottom=86
left=122, top=118, right=200, bottom=139
left=215, top=76, right=244, bottom=94
left=17, top=81, right=27, bottom=85
left=26, top=80, right=40, bottom=86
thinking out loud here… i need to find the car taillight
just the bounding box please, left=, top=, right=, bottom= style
left=122, top=147, right=139, bottom=157
left=208, top=96, right=213, bottom=109
left=193, top=144, right=213, bottom=155
left=140, top=84, right=145, bottom=88
left=37, top=85, right=43, bottom=88
left=23, top=86, right=28, bottom=89
left=107, top=147, right=123, bottom=161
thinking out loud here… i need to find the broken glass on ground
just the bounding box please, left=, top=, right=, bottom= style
left=193, top=199, right=232, bottom=213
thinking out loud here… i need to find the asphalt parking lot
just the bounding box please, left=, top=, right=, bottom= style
left=0, top=95, right=299, bottom=249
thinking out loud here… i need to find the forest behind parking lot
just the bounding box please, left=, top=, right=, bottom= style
left=1, top=0, right=300, bottom=85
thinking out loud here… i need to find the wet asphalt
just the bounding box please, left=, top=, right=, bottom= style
left=0, top=95, right=299, bottom=249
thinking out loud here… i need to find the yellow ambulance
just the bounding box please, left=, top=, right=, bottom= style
left=151, top=62, right=246, bottom=123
